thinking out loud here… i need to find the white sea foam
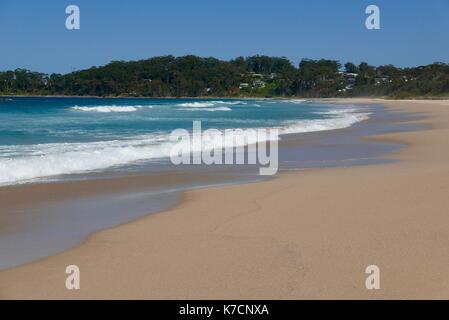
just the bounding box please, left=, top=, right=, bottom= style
left=177, top=100, right=245, bottom=108
left=0, top=135, right=175, bottom=185
left=313, top=106, right=360, bottom=115
left=223, top=101, right=247, bottom=105
left=281, top=105, right=371, bottom=134
left=281, top=111, right=371, bottom=135
left=177, top=100, right=242, bottom=111
left=71, top=105, right=153, bottom=113
left=284, top=99, right=311, bottom=104
left=0, top=106, right=370, bottom=185
left=177, top=102, right=216, bottom=108
left=178, top=106, right=232, bottom=112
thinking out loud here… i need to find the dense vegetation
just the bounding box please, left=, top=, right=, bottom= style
left=1, top=55, right=449, bottom=98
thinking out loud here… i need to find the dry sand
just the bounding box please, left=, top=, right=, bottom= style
left=1, top=99, right=449, bottom=300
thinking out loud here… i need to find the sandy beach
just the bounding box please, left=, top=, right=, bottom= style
left=1, top=99, right=449, bottom=299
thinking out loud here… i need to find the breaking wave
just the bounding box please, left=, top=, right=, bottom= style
left=177, top=106, right=232, bottom=112
left=0, top=106, right=370, bottom=185
left=71, top=105, right=153, bottom=113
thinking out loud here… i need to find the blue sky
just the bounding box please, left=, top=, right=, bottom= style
left=1, top=0, right=449, bottom=74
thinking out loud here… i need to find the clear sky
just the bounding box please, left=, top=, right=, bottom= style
left=1, top=0, right=449, bottom=74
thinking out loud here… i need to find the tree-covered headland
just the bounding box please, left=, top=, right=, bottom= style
left=1, top=55, right=448, bottom=98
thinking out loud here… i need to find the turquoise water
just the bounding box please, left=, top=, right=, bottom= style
left=0, top=97, right=370, bottom=185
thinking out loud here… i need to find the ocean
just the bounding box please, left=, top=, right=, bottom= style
left=0, top=97, right=370, bottom=186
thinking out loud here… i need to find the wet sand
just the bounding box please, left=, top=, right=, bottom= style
left=1, top=99, right=449, bottom=299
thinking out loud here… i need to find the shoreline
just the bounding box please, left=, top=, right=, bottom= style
left=3, top=94, right=449, bottom=100
left=1, top=99, right=449, bottom=299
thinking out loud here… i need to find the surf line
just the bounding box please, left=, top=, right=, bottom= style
left=169, top=120, right=279, bottom=176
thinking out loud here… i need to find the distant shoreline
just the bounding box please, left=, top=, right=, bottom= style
left=2, top=56, right=449, bottom=99
left=0, top=94, right=274, bottom=100
left=2, top=94, right=449, bottom=101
